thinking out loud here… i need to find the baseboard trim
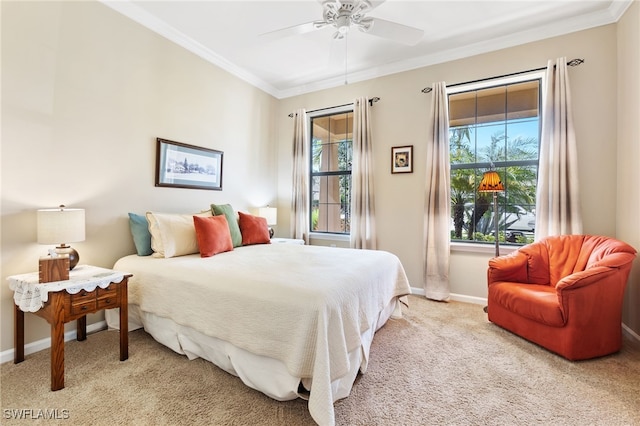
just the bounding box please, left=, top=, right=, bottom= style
left=410, top=286, right=640, bottom=344
left=0, top=321, right=107, bottom=364
left=410, top=286, right=487, bottom=305
left=622, top=323, right=640, bottom=342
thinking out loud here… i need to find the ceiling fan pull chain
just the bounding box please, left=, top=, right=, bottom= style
left=344, top=33, right=348, bottom=85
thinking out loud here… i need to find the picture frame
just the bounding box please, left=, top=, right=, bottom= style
left=391, top=145, right=413, bottom=174
left=155, top=138, right=223, bottom=190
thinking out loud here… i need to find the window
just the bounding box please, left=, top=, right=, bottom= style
left=449, top=73, right=542, bottom=246
left=309, top=106, right=353, bottom=234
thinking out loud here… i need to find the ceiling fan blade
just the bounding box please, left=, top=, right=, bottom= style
left=260, top=21, right=323, bottom=42
left=363, top=17, right=423, bottom=45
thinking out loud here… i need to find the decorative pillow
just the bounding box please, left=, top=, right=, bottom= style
left=193, top=215, right=233, bottom=257
left=211, top=203, right=242, bottom=248
left=128, top=213, right=153, bottom=256
left=146, top=211, right=211, bottom=258
left=238, top=211, right=271, bottom=246
left=145, top=212, right=163, bottom=256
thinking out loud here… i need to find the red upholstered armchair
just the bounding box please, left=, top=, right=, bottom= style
left=487, top=235, right=637, bottom=360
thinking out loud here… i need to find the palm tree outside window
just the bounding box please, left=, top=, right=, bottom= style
left=449, top=73, right=542, bottom=246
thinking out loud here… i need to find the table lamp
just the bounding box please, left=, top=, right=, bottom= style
left=478, top=170, right=505, bottom=257
left=257, top=206, right=277, bottom=238
left=37, top=205, right=85, bottom=270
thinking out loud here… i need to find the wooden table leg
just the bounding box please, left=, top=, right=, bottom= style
left=50, top=293, right=65, bottom=391
left=76, top=316, right=87, bottom=341
left=119, top=278, right=128, bottom=361
left=14, top=303, right=24, bottom=364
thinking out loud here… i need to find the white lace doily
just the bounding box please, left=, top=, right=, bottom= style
left=8, top=265, right=128, bottom=313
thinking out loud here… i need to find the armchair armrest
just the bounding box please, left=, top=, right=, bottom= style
left=588, top=252, right=636, bottom=269
left=488, top=251, right=529, bottom=284
left=555, top=266, right=616, bottom=292
left=555, top=266, right=628, bottom=321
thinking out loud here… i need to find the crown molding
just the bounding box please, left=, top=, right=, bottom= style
left=99, top=0, right=281, bottom=98
left=100, top=0, right=633, bottom=100
left=278, top=0, right=632, bottom=98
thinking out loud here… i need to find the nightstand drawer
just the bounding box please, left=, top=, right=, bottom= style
left=97, top=285, right=118, bottom=309
left=97, top=295, right=118, bottom=309
left=70, top=290, right=95, bottom=303
left=97, top=285, right=117, bottom=298
left=70, top=300, right=96, bottom=315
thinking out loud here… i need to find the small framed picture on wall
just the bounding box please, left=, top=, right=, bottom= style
left=391, top=145, right=413, bottom=174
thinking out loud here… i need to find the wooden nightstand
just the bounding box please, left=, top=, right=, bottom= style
left=271, top=238, right=305, bottom=245
left=8, top=266, right=131, bottom=391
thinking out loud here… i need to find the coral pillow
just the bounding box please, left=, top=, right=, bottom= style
left=193, top=215, right=234, bottom=257
left=238, top=211, right=271, bottom=246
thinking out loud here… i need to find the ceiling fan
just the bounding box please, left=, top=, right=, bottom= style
left=262, top=0, right=424, bottom=46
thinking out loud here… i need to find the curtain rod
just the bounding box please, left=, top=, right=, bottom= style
left=288, top=97, right=380, bottom=117
left=421, top=58, right=584, bottom=93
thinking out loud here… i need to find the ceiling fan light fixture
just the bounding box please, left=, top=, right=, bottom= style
left=336, top=15, right=351, bottom=34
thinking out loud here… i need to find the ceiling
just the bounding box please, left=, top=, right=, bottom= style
left=101, top=0, right=632, bottom=99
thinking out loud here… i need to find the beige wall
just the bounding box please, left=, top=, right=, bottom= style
left=617, top=1, right=640, bottom=335
left=2, top=1, right=638, bottom=355
left=1, top=1, right=277, bottom=352
left=277, top=23, right=638, bottom=326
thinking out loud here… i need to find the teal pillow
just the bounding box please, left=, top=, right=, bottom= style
left=211, top=204, right=242, bottom=248
left=128, top=212, right=153, bottom=256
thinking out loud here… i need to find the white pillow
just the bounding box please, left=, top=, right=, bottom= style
left=146, top=211, right=211, bottom=258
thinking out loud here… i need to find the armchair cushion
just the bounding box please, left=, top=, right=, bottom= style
left=489, top=282, right=563, bottom=326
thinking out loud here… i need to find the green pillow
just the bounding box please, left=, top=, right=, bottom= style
left=211, top=204, right=242, bottom=247
left=128, top=212, right=153, bottom=256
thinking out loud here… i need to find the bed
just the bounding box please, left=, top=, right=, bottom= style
left=107, top=238, right=410, bottom=426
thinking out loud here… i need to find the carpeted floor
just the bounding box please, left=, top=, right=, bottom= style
left=2, top=295, right=639, bottom=425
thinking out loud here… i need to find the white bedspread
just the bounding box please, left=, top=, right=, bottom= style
left=113, top=244, right=411, bottom=426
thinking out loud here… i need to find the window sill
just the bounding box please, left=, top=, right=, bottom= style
left=451, top=242, right=519, bottom=255
left=309, top=232, right=350, bottom=243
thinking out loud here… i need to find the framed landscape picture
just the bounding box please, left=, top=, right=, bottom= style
left=155, top=138, right=223, bottom=190
left=391, top=145, right=413, bottom=174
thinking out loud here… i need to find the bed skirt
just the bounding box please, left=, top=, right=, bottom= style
left=105, top=297, right=401, bottom=405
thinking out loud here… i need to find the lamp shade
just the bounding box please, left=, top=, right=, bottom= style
left=37, top=206, right=85, bottom=244
left=478, top=171, right=505, bottom=192
left=257, top=207, right=278, bottom=226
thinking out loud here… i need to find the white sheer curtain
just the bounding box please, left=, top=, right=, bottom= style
left=424, top=82, right=451, bottom=301
left=535, top=57, right=583, bottom=239
left=350, top=97, right=377, bottom=249
left=290, top=108, right=310, bottom=243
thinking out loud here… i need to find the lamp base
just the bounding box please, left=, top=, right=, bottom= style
left=268, top=227, right=274, bottom=239
left=55, top=244, right=79, bottom=270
